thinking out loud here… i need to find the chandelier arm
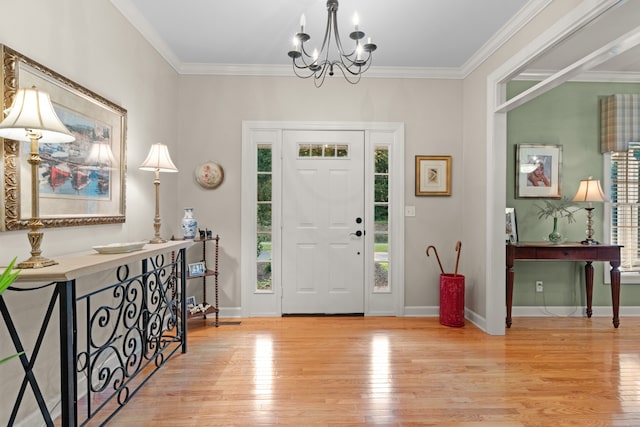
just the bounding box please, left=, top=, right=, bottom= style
left=314, top=66, right=330, bottom=88
left=330, top=9, right=347, bottom=59
left=341, top=53, right=373, bottom=76
left=330, top=62, right=363, bottom=84
left=294, top=70, right=316, bottom=80
left=318, top=7, right=334, bottom=58
left=332, top=18, right=364, bottom=70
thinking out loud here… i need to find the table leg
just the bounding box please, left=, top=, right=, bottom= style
left=610, top=260, right=621, bottom=328
left=506, top=264, right=514, bottom=328
left=584, top=261, right=593, bottom=318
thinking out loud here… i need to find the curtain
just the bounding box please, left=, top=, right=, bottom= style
left=601, top=94, right=640, bottom=153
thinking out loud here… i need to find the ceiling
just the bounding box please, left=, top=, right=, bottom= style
left=110, top=0, right=533, bottom=77
left=111, top=0, right=640, bottom=81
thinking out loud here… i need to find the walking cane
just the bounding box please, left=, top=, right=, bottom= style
left=426, top=245, right=445, bottom=275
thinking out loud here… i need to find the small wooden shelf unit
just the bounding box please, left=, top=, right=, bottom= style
left=187, top=235, right=220, bottom=326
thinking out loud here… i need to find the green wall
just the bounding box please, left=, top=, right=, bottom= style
left=507, top=81, right=640, bottom=307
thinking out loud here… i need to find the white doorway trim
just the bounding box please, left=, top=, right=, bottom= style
left=485, top=0, right=622, bottom=335
left=241, top=121, right=405, bottom=317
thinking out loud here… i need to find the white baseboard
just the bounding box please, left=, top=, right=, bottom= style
left=512, top=305, right=640, bottom=317
left=216, top=306, right=243, bottom=318
left=402, top=306, right=439, bottom=317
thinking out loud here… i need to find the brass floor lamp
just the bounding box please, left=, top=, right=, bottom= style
left=0, top=87, right=75, bottom=268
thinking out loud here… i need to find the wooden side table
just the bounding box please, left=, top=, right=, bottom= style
left=506, top=242, right=621, bottom=328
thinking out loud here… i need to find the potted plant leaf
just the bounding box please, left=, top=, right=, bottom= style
left=0, top=257, right=22, bottom=364
left=535, top=198, right=581, bottom=243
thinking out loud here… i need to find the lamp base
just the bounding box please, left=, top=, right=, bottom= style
left=149, top=237, right=166, bottom=244
left=17, top=255, right=58, bottom=269
left=581, top=238, right=600, bottom=245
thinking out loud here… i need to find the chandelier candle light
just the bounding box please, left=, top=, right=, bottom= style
left=0, top=86, right=75, bottom=268
left=139, top=143, right=178, bottom=244
left=288, top=0, right=377, bottom=87
left=572, top=176, right=607, bottom=245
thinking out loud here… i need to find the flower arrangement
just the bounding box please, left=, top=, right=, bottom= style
left=0, top=257, right=22, bottom=364
left=534, top=198, right=581, bottom=223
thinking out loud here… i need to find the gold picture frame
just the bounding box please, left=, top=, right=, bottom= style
left=1, top=45, right=127, bottom=231
left=415, top=155, right=451, bottom=196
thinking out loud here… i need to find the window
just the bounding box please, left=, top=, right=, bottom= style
left=298, top=144, right=348, bottom=158
left=374, top=146, right=390, bottom=292
left=609, top=143, right=640, bottom=273
left=257, top=144, right=272, bottom=291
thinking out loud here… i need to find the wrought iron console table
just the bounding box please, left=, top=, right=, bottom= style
left=0, top=240, right=192, bottom=426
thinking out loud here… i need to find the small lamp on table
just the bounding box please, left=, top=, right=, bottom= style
left=572, top=176, right=607, bottom=245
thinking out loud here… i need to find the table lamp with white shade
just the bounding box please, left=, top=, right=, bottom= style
left=0, top=86, right=75, bottom=268
left=139, top=143, right=178, bottom=243
left=572, top=176, right=607, bottom=245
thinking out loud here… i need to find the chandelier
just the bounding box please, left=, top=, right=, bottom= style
left=287, top=0, right=377, bottom=87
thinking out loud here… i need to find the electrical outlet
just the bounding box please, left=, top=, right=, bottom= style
left=536, top=281, right=544, bottom=293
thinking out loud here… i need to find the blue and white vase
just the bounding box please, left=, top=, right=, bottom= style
left=181, top=208, right=197, bottom=239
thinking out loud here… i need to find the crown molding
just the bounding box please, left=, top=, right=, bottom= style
left=113, top=0, right=551, bottom=80
left=460, top=0, right=552, bottom=77
left=178, top=63, right=465, bottom=79
left=110, top=0, right=183, bottom=71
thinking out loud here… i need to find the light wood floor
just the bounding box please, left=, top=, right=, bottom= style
left=108, top=316, right=640, bottom=426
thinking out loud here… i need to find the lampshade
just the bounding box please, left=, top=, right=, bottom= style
left=0, top=86, right=75, bottom=143
left=139, top=143, right=178, bottom=173
left=572, top=177, right=607, bottom=203
left=86, top=142, right=117, bottom=167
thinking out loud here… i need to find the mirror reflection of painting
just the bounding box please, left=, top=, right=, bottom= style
left=526, top=156, right=551, bottom=187
left=38, top=106, right=114, bottom=199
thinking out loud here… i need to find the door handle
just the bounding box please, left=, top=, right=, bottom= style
left=350, top=230, right=363, bottom=237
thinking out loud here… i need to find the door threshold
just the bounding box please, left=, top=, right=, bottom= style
left=282, top=313, right=364, bottom=317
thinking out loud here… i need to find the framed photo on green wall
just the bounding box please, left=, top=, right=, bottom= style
left=516, top=144, right=562, bottom=198
left=505, top=207, right=517, bottom=243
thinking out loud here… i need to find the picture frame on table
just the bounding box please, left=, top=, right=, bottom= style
left=185, top=296, right=197, bottom=308
left=505, top=208, right=518, bottom=243
left=188, top=261, right=206, bottom=277
left=0, top=45, right=127, bottom=232
left=516, top=144, right=562, bottom=199
left=415, top=155, right=451, bottom=196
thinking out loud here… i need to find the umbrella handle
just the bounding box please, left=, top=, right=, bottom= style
left=426, top=245, right=445, bottom=275
left=454, top=241, right=462, bottom=276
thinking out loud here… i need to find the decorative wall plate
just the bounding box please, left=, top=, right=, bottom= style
left=195, top=161, right=224, bottom=189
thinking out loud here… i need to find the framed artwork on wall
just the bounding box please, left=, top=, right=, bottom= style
left=515, top=144, right=562, bottom=199
left=0, top=45, right=127, bottom=231
left=415, top=155, right=451, bottom=196
left=505, top=207, right=517, bottom=243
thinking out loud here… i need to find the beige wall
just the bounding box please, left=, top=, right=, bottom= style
left=0, top=0, right=180, bottom=422
left=0, top=0, right=181, bottom=263
left=461, top=0, right=585, bottom=325
left=176, top=76, right=465, bottom=308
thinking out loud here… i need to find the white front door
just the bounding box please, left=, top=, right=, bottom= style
left=282, top=130, right=365, bottom=314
